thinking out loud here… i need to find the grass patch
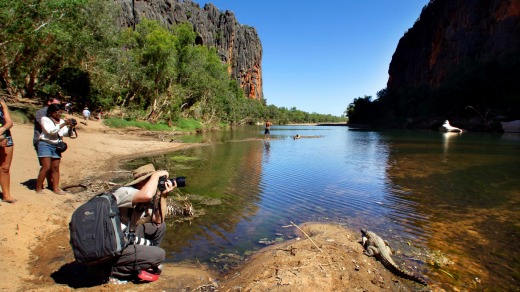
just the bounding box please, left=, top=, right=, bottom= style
left=169, top=155, right=200, bottom=163
left=103, top=118, right=171, bottom=131
left=10, top=110, right=31, bottom=124
left=103, top=117, right=203, bottom=132
left=176, top=118, right=203, bottom=131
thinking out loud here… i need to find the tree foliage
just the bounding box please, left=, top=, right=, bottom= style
left=0, top=0, right=119, bottom=100
left=0, top=0, right=343, bottom=127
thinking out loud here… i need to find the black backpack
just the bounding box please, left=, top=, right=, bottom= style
left=69, top=192, right=128, bottom=265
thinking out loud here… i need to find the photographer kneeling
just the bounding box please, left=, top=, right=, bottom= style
left=111, top=163, right=176, bottom=281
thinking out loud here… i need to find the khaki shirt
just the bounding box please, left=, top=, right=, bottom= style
left=113, top=186, right=149, bottom=232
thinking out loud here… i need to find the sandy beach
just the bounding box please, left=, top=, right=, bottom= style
left=0, top=118, right=428, bottom=291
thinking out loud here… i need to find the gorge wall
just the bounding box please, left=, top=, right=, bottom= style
left=115, top=0, right=263, bottom=101
left=388, top=0, right=520, bottom=92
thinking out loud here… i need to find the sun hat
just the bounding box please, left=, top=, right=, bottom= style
left=125, top=163, right=157, bottom=186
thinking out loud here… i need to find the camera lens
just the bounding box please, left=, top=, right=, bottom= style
left=174, top=177, right=186, bottom=187
left=158, top=175, right=186, bottom=191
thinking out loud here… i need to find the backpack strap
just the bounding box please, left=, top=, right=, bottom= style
left=100, top=193, right=126, bottom=255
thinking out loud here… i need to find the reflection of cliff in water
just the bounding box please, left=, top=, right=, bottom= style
left=127, top=127, right=520, bottom=289
left=379, top=131, right=520, bottom=291
left=129, top=134, right=264, bottom=261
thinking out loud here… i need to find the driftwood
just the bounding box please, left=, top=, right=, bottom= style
left=61, top=183, right=88, bottom=191
left=287, top=221, right=323, bottom=252
left=61, top=180, right=119, bottom=195
left=165, top=197, right=194, bottom=218
left=63, top=179, right=196, bottom=225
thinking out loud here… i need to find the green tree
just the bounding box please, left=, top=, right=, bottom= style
left=346, top=95, right=375, bottom=124
left=1, top=2, right=343, bottom=127
left=117, top=19, right=178, bottom=121
left=0, top=0, right=118, bottom=99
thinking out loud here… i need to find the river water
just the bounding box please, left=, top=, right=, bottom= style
left=126, top=125, right=520, bottom=290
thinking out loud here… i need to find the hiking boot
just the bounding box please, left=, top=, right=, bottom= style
left=146, top=264, right=162, bottom=275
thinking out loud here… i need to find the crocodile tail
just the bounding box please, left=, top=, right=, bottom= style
left=379, top=256, right=428, bottom=286
left=399, top=270, right=428, bottom=286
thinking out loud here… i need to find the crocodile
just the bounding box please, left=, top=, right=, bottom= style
left=361, top=229, right=428, bottom=286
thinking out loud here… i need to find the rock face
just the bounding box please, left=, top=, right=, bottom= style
left=116, top=0, right=263, bottom=100
left=387, top=0, right=520, bottom=91
left=501, top=120, right=520, bottom=133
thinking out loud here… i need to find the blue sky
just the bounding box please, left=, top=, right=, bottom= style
left=193, top=1, right=430, bottom=116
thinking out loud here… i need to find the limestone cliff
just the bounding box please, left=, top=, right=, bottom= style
left=388, top=0, right=520, bottom=91
left=115, top=0, right=263, bottom=100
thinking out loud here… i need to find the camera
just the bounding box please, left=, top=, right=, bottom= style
left=69, top=118, right=77, bottom=126
left=158, top=175, right=186, bottom=191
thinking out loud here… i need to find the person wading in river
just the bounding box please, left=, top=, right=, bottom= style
left=264, top=120, right=273, bottom=139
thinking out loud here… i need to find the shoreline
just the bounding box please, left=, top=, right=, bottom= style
left=1, top=120, right=427, bottom=291
left=0, top=120, right=192, bottom=290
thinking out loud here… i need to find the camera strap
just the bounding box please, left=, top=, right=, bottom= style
left=127, top=198, right=161, bottom=279
left=124, top=208, right=141, bottom=277
left=151, top=192, right=162, bottom=223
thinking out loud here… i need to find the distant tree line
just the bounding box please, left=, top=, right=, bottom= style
left=345, top=51, right=520, bottom=130
left=0, top=0, right=343, bottom=128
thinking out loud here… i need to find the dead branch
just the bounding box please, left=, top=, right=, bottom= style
left=61, top=183, right=88, bottom=190
left=289, top=221, right=323, bottom=252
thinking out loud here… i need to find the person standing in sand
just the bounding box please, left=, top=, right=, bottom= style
left=82, top=107, right=90, bottom=125
left=36, top=104, right=75, bottom=195
left=64, top=102, right=72, bottom=114
left=33, top=96, right=61, bottom=190
left=33, top=97, right=61, bottom=151
left=0, top=98, right=15, bottom=203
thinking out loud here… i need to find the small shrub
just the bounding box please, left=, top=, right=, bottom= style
left=10, top=110, right=31, bottom=124
left=175, top=119, right=202, bottom=132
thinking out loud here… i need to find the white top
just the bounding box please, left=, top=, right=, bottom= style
left=82, top=109, right=90, bottom=116
left=39, top=117, right=71, bottom=144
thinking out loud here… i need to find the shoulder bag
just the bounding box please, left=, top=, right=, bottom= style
left=56, top=136, right=68, bottom=153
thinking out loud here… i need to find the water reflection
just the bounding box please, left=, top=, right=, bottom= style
left=442, top=132, right=461, bottom=163
left=263, top=140, right=270, bottom=163
left=127, top=126, right=520, bottom=290
left=380, top=130, right=520, bottom=290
